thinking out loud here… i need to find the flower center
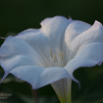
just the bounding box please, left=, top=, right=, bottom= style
left=50, top=49, right=64, bottom=67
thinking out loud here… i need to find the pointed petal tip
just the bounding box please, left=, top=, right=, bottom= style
left=70, top=75, right=81, bottom=90
left=93, top=20, right=103, bottom=27
left=77, top=81, right=81, bottom=90
left=0, top=73, right=8, bottom=83
left=97, top=61, right=103, bottom=66
left=68, top=15, right=72, bottom=21
left=40, top=17, right=50, bottom=26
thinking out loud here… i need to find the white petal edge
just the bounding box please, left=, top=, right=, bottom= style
left=64, top=42, right=103, bottom=86
left=0, top=36, right=50, bottom=68
left=64, top=21, right=103, bottom=63
left=63, top=20, right=91, bottom=63
left=65, top=56, right=100, bottom=87
left=69, top=21, right=103, bottom=56
left=0, top=36, right=51, bottom=82
left=16, top=16, right=70, bottom=56
left=10, top=66, right=70, bottom=89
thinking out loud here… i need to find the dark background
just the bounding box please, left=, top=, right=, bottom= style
left=0, top=0, right=103, bottom=37
left=0, top=0, right=103, bottom=103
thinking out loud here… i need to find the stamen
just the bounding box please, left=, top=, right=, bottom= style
left=53, top=55, right=58, bottom=62
left=50, top=49, right=64, bottom=67
left=50, top=49, right=53, bottom=58
left=61, top=51, right=64, bottom=59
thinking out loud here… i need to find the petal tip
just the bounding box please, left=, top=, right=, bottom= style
left=68, top=15, right=72, bottom=21
left=0, top=73, right=8, bottom=83
left=97, top=61, right=103, bottom=66
left=93, top=20, right=103, bottom=27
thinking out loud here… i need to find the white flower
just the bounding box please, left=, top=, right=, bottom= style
left=0, top=16, right=103, bottom=103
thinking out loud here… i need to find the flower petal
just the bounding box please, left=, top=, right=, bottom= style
left=16, top=16, right=70, bottom=56
left=64, top=42, right=103, bottom=84
left=10, top=66, right=70, bottom=89
left=0, top=36, right=50, bottom=82
left=65, top=21, right=103, bottom=63
left=0, top=35, right=70, bottom=89
left=71, top=21, right=103, bottom=51
left=65, top=20, right=91, bottom=42
left=63, top=20, right=91, bottom=63
left=76, top=42, right=103, bottom=61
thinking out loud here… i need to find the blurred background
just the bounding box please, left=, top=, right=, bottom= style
left=0, top=0, right=103, bottom=103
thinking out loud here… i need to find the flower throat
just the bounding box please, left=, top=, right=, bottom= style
left=50, top=49, right=64, bottom=67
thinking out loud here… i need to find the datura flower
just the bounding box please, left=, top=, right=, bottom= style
left=0, top=16, right=103, bottom=103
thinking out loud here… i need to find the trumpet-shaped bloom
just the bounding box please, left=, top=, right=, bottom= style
left=0, top=16, right=103, bottom=103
